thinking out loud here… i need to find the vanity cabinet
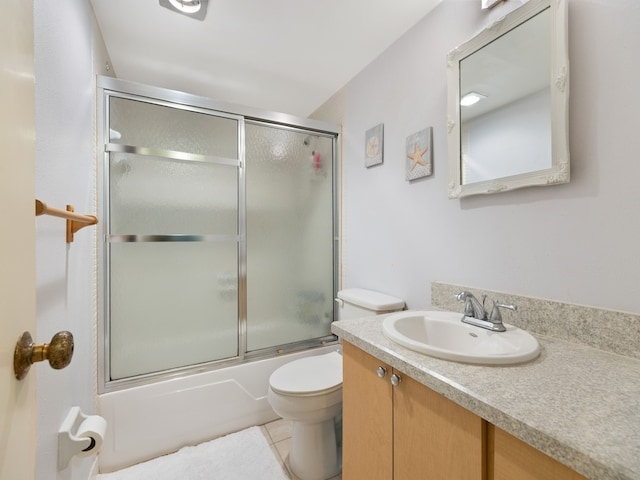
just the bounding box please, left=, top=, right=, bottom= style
left=488, top=425, right=588, bottom=480
left=342, top=342, right=484, bottom=480
left=342, top=342, right=588, bottom=480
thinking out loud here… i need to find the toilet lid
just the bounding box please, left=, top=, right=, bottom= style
left=269, top=351, right=342, bottom=395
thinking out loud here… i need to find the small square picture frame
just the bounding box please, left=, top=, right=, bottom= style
left=406, top=127, right=433, bottom=181
left=364, top=123, right=384, bottom=167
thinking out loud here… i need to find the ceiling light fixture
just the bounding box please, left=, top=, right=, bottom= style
left=169, top=0, right=201, bottom=14
left=159, top=0, right=208, bottom=21
left=460, top=92, right=487, bottom=107
left=482, top=0, right=504, bottom=9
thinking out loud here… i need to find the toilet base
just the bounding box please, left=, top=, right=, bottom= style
left=288, top=418, right=341, bottom=480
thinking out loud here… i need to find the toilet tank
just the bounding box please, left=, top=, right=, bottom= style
left=336, top=288, right=405, bottom=320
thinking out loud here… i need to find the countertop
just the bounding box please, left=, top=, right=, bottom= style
left=331, top=315, right=640, bottom=480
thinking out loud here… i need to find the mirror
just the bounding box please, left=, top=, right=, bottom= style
left=447, top=0, right=569, bottom=198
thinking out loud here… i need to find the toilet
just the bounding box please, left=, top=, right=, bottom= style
left=268, top=288, right=405, bottom=480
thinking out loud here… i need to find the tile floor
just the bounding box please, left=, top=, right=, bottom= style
left=261, top=418, right=342, bottom=480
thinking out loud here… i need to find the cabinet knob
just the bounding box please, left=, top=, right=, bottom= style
left=14, top=330, right=74, bottom=380
left=390, top=373, right=402, bottom=387
left=376, top=366, right=387, bottom=378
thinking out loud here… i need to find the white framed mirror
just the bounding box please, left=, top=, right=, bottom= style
left=447, top=0, right=569, bottom=198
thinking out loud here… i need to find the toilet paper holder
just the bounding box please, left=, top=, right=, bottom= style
left=58, top=406, right=107, bottom=470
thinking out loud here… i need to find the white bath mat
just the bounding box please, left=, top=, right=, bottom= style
left=97, top=426, right=289, bottom=480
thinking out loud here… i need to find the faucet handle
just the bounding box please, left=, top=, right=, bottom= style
left=454, top=291, right=474, bottom=316
left=454, top=291, right=467, bottom=301
left=489, top=301, right=517, bottom=323
left=455, top=291, right=487, bottom=319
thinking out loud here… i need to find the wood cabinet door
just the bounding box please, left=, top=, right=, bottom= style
left=488, top=425, right=587, bottom=480
left=342, top=342, right=393, bottom=480
left=394, top=373, right=485, bottom=480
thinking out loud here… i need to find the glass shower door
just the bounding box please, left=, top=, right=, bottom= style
left=245, top=123, right=335, bottom=352
left=101, top=85, right=338, bottom=387
left=106, top=97, right=242, bottom=380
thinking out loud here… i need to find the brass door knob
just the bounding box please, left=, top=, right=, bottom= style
left=14, top=330, right=74, bottom=380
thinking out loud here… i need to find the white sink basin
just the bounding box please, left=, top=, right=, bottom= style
left=382, top=310, right=540, bottom=365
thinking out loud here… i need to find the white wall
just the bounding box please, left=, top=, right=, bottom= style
left=34, top=1, right=112, bottom=478
left=312, top=0, right=640, bottom=315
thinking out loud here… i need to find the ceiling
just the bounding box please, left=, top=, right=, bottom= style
left=89, top=0, right=441, bottom=118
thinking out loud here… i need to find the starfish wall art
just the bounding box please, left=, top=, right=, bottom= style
left=406, top=127, right=433, bottom=181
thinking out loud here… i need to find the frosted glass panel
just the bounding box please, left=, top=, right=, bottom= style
left=109, top=97, right=238, bottom=158
left=110, top=242, right=238, bottom=379
left=110, top=153, right=237, bottom=235
left=103, top=87, right=337, bottom=385
left=245, top=124, right=334, bottom=351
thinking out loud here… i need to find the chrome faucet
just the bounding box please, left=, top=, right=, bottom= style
left=455, top=291, right=486, bottom=319
left=454, top=291, right=516, bottom=332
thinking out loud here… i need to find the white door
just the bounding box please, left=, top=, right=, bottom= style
left=0, top=1, right=37, bottom=479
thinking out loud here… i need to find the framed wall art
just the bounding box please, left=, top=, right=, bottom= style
left=365, top=123, right=384, bottom=167
left=406, top=127, right=433, bottom=181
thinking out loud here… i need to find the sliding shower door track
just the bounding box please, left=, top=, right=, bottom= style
left=100, top=336, right=340, bottom=393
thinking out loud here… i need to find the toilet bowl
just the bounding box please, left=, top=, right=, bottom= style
left=268, top=351, right=343, bottom=480
left=267, top=288, right=405, bottom=480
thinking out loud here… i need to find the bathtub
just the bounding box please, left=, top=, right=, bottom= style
left=98, top=344, right=338, bottom=473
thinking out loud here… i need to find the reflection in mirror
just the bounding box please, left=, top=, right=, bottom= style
left=447, top=0, right=569, bottom=198
left=461, top=9, right=550, bottom=184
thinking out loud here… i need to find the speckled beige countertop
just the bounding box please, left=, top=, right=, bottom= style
left=332, top=315, right=640, bottom=480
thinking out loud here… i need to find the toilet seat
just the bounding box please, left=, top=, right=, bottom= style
left=269, top=351, right=342, bottom=396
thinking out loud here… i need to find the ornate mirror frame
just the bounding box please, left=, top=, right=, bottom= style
left=447, top=0, right=569, bottom=199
